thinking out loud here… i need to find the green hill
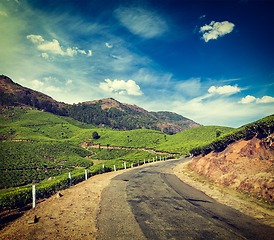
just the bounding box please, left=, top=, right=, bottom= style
left=2, top=105, right=273, bottom=211
left=155, top=126, right=234, bottom=153
left=190, top=114, right=274, bottom=156
left=0, top=107, right=168, bottom=190
left=0, top=75, right=201, bottom=134
left=0, top=106, right=233, bottom=190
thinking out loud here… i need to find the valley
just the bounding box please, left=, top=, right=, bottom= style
left=0, top=75, right=273, bottom=237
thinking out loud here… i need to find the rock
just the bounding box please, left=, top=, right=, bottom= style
left=56, top=192, right=63, bottom=198
left=28, top=215, right=39, bottom=224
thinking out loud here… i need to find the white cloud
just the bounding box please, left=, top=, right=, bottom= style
left=27, top=35, right=78, bottom=57
left=45, top=85, right=62, bottom=92
left=65, top=47, right=78, bottom=57
left=105, top=43, right=112, bottom=48
left=238, top=95, right=274, bottom=104
left=66, top=79, right=73, bottom=85
left=41, top=52, right=49, bottom=59
left=238, top=95, right=256, bottom=104
left=87, top=50, right=92, bottom=56
left=31, top=79, right=44, bottom=90
left=208, top=85, right=241, bottom=95
left=199, top=14, right=206, bottom=19
left=200, top=21, right=235, bottom=42
left=114, top=7, right=168, bottom=38
left=43, top=76, right=58, bottom=82
left=99, top=79, right=143, bottom=96
left=256, top=96, right=274, bottom=104
left=78, top=49, right=86, bottom=54
left=170, top=97, right=266, bottom=127
left=27, top=35, right=44, bottom=44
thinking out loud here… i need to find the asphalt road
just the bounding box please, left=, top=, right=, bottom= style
left=97, top=158, right=274, bottom=239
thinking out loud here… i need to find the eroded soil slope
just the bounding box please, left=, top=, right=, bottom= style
left=190, top=135, right=274, bottom=201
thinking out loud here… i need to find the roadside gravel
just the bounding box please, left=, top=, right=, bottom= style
left=173, top=159, right=274, bottom=227
left=0, top=169, right=129, bottom=240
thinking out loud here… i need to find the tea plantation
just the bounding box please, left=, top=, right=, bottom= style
left=0, top=106, right=234, bottom=210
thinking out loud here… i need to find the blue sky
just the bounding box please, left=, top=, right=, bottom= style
left=1, top=0, right=273, bottom=127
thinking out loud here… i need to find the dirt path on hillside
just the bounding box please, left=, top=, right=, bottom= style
left=79, top=142, right=171, bottom=154
left=1, top=159, right=273, bottom=240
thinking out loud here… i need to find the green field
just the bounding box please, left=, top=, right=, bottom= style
left=0, top=107, right=235, bottom=210
left=0, top=107, right=234, bottom=189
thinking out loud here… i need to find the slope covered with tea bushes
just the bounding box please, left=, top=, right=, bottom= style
left=190, top=114, right=274, bottom=156
left=0, top=107, right=233, bottom=191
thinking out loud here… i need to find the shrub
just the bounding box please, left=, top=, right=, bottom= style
left=92, top=131, right=100, bottom=139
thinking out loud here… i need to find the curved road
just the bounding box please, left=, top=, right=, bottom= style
left=97, top=158, right=274, bottom=239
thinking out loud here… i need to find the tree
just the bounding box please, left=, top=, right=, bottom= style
left=216, top=129, right=222, bottom=138
left=92, top=131, right=100, bottom=139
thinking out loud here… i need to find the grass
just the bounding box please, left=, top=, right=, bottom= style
left=155, top=126, right=233, bottom=153
left=0, top=107, right=234, bottom=209
left=1, top=106, right=273, bottom=211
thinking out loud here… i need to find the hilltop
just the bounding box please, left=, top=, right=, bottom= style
left=0, top=75, right=200, bottom=134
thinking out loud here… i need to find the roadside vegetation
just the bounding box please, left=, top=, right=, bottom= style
left=190, top=114, right=274, bottom=156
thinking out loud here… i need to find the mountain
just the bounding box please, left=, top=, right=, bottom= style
left=0, top=75, right=201, bottom=134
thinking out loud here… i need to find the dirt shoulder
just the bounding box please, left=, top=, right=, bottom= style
left=173, top=159, right=274, bottom=228
left=1, top=158, right=273, bottom=240
left=0, top=169, right=129, bottom=240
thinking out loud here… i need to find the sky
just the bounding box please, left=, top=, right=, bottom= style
left=0, top=0, right=274, bottom=128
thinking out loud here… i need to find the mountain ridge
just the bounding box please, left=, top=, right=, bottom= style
left=0, top=75, right=201, bottom=134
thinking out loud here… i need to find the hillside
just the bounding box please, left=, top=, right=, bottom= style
left=0, top=107, right=231, bottom=190
left=0, top=75, right=201, bottom=134
left=188, top=114, right=274, bottom=203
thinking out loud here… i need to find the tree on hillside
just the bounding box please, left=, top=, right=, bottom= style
left=216, top=129, right=222, bottom=138
left=92, top=131, right=100, bottom=139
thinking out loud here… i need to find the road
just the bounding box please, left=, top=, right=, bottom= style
left=97, top=158, right=274, bottom=239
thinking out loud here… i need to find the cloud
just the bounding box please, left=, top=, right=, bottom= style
left=99, top=79, right=143, bottom=96
left=238, top=95, right=256, bottom=104
left=238, top=95, right=274, bottom=104
left=208, top=85, right=241, bottom=95
left=199, top=14, right=206, bottom=19
left=105, top=43, right=112, bottom=48
left=27, top=35, right=44, bottom=44
left=132, top=68, right=172, bottom=84
left=176, top=78, right=201, bottom=97
left=41, top=52, right=49, bottom=59
left=87, top=50, right=92, bottom=56
left=27, top=35, right=78, bottom=57
left=170, top=97, right=265, bottom=127
left=114, top=6, right=168, bottom=38
left=45, top=85, right=62, bottom=92
left=200, top=21, right=235, bottom=42
left=78, top=49, right=86, bottom=54
left=66, top=79, right=73, bottom=85
left=256, top=96, right=274, bottom=104
left=43, top=76, right=59, bottom=82
left=31, top=79, right=44, bottom=91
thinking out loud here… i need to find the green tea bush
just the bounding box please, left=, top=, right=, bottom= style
left=0, top=169, right=94, bottom=211
left=190, top=114, right=274, bottom=156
